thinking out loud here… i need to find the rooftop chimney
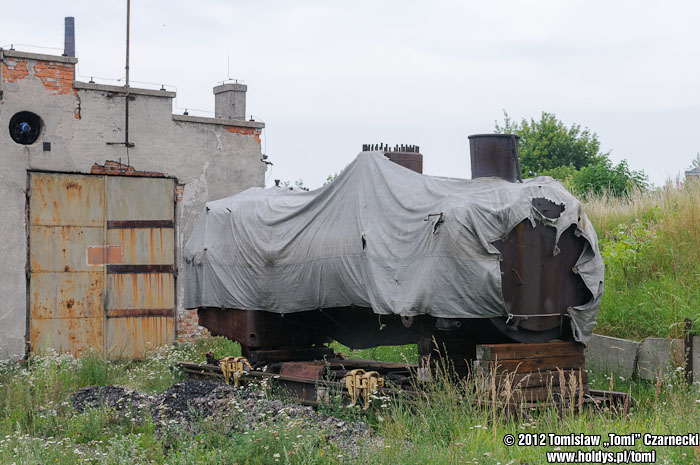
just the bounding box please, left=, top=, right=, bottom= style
left=63, top=17, right=75, bottom=57
left=213, top=83, right=247, bottom=120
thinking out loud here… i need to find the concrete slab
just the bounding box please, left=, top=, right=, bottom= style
left=584, top=334, right=640, bottom=378
left=635, top=338, right=684, bottom=381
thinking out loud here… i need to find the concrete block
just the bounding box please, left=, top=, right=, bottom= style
left=635, top=338, right=684, bottom=381
left=584, top=334, right=639, bottom=378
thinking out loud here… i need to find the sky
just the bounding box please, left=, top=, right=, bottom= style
left=2, top=0, right=699, bottom=189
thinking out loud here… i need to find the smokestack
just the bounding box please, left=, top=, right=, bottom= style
left=63, top=17, right=75, bottom=58
left=468, top=134, right=521, bottom=182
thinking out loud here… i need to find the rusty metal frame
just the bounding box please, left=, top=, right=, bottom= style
left=106, top=264, right=175, bottom=274
left=107, top=220, right=175, bottom=229
left=24, top=172, right=31, bottom=356
left=172, top=180, right=179, bottom=339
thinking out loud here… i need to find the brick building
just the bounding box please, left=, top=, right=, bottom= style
left=0, top=27, right=266, bottom=359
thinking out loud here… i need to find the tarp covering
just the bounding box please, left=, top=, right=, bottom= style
left=184, top=152, right=604, bottom=344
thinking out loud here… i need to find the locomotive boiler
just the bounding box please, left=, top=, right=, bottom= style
left=183, top=135, right=604, bottom=367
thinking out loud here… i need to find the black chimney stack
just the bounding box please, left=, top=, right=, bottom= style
left=64, top=17, right=75, bottom=58
left=468, top=134, right=521, bottom=182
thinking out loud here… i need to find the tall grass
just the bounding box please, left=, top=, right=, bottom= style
left=584, top=180, right=700, bottom=339
left=3, top=343, right=699, bottom=465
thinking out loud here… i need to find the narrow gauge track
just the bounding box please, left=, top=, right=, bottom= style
left=177, top=359, right=631, bottom=414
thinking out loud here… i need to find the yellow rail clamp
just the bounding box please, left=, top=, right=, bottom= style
left=220, top=356, right=253, bottom=387
left=344, top=369, right=385, bottom=410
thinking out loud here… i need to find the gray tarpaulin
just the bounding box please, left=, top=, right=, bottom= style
left=184, top=152, right=604, bottom=344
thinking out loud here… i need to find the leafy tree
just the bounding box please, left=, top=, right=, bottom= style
left=495, top=111, right=604, bottom=176
left=572, top=158, right=647, bottom=196
left=495, top=111, right=648, bottom=196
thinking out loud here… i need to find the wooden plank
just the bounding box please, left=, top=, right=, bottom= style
left=473, top=354, right=585, bottom=375
left=483, top=369, right=588, bottom=389
left=492, top=384, right=590, bottom=403
left=476, top=342, right=584, bottom=361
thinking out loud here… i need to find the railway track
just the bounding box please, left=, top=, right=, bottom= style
left=177, top=356, right=631, bottom=414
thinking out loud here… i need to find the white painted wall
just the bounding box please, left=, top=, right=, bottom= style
left=0, top=50, right=266, bottom=358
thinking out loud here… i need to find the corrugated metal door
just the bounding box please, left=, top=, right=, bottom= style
left=28, top=173, right=176, bottom=357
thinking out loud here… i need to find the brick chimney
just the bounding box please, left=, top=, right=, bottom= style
left=213, top=83, right=247, bottom=120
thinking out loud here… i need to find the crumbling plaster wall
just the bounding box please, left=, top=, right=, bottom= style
left=0, top=50, right=265, bottom=358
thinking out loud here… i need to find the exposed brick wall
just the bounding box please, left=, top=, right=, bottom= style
left=33, top=61, right=77, bottom=97
left=225, top=126, right=262, bottom=145
left=1, top=57, right=29, bottom=82
left=91, top=160, right=165, bottom=177
left=2, top=56, right=80, bottom=119
left=1, top=57, right=76, bottom=97
left=177, top=309, right=208, bottom=341
left=175, top=183, right=185, bottom=203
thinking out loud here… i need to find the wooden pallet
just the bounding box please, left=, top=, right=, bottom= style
left=474, top=341, right=589, bottom=404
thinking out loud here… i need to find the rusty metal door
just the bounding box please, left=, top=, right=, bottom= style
left=29, top=173, right=106, bottom=355
left=104, top=176, right=175, bottom=357
left=28, top=173, right=176, bottom=357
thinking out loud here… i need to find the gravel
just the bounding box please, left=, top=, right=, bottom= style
left=71, top=379, right=375, bottom=457
left=71, top=385, right=148, bottom=413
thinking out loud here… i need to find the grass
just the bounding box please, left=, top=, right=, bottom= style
left=330, top=342, right=418, bottom=364
left=1, top=341, right=699, bottom=464
left=585, top=180, right=700, bottom=339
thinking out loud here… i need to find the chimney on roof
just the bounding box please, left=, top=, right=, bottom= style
left=63, top=17, right=75, bottom=57
left=214, top=83, right=247, bottom=120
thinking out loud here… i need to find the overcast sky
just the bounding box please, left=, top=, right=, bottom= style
left=3, top=1, right=699, bottom=189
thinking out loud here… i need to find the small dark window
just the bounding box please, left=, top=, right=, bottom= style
left=9, top=111, right=42, bottom=145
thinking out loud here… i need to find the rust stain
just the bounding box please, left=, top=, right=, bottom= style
left=149, top=229, right=155, bottom=264
left=131, top=274, right=139, bottom=308
left=87, top=246, right=123, bottom=265
left=130, top=230, right=136, bottom=264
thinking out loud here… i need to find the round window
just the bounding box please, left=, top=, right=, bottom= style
left=9, top=111, right=43, bottom=145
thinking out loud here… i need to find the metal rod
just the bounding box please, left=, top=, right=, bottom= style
left=125, top=0, right=131, bottom=154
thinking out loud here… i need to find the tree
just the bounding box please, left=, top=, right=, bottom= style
left=572, top=158, right=648, bottom=197
left=495, top=111, right=648, bottom=196
left=495, top=111, right=604, bottom=176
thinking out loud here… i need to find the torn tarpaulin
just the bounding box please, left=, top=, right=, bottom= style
left=184, top=152, right=604, bottom=344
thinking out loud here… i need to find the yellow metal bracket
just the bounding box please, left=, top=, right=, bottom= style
left=344, top=369, right=384, bottom=409
left=220, top=356, right=252, bottom=387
